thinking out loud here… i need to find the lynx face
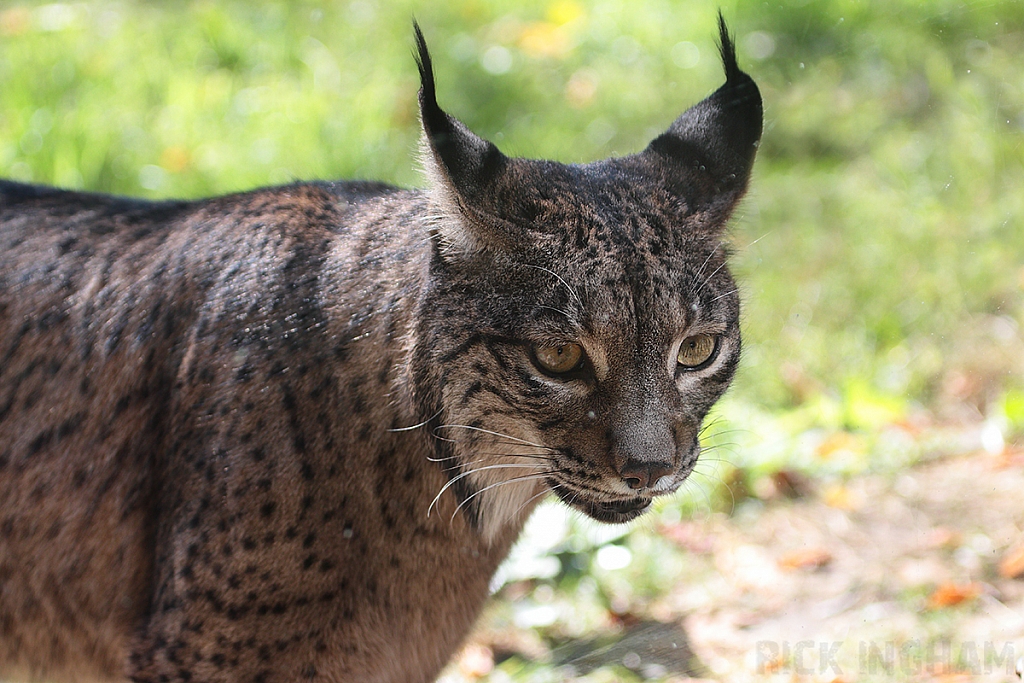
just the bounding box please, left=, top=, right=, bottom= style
left=409, top=19, right=761, bottom=541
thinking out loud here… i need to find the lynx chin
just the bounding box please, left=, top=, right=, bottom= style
left=0, top=16, right=761, bottom=683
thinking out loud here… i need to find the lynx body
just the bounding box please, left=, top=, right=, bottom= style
left=0, top=21, right=760, bottom=683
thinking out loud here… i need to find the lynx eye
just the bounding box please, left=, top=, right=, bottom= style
left=677, top=334, right=718, bottom=369
left=533, top=343, right=584, bottom=374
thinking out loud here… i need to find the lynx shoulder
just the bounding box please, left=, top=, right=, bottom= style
left=0, top=18, right=760, bottom=683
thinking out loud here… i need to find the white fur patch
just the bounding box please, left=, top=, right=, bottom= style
left=417, top=137, right=480, bottom=256
left=436, top=416, right=550, bottom=546
left=468, top=444, right=548, bottom=545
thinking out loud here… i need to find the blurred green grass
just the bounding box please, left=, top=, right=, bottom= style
left=2, top=0, right=1023, bottom=428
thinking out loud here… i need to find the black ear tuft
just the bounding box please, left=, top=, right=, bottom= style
left=413, top=22, right=507, bottom=207
left=643, top=14, right=763, bottom=209
left=712, top=11, right=762, bottom=159
left=717, top=12, right=742, bottom=84
left=413, top=21, right=444, bottom=145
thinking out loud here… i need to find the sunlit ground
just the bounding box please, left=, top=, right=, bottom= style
left=440, top=418, right=1024, bottom=682
left=2, top=1, right=1023, bottom=681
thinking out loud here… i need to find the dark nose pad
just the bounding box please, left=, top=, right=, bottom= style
left=610, top=400, right=678, bottom=491
left=619, top=460, right=674, bottom=490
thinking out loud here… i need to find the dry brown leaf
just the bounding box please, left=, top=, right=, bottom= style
left=998, top=542, right=1024, bottom=579
left=773, top=469, right=813, bottom=497
left=926, top=582, right=982, bottom=609
left=777, top=548, right=833, bottom=571
left=752, top=469, right=814, bottom=500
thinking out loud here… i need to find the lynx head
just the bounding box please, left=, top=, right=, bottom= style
left=409, top=18, right=761, bottom=543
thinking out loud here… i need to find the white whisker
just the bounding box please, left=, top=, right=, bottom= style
left=535, top=304, right=575, bottom=320
left=426, top=434, right=557, bottom=453
left=469, top=451, right=555, bottom=460
left=708, top=287, right=739, bottom=303
left=695, top=260, right=728, bottom=296
left=689, top=465, right=737, bottom=516
left=387, top=407, right=444, bottom=432
left=512, top=486, right=555, bottom=519
left=692, top=243, right=719, bottom=283
left=524, top=264, right=583, bottom=309
left=450, top=472, right=550, bottom=523
left=427, top=452, right=555, bottom=465
left=680, top=476, right=716, bottom=523
left=432, top=424, right=550, bottom=450
left=744, top=231, right=771, bottom=248
left=427, top=463, right=546, bottom=517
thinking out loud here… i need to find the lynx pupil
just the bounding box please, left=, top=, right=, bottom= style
left=677, top=334, right=716, bottom=368
left=534, top=343, right=583, bottom=374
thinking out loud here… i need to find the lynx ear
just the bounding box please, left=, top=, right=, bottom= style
left=414, top=23, right=514, bottom=253
left=643, top=14, right=762, bottom=211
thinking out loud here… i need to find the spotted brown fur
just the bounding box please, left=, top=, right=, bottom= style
left=0, top=18, right=760, bottom=683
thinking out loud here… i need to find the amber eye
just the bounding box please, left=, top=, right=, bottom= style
left=533, top=343, right=584, bottom=374
left=677, top=334, right=717, bottom=369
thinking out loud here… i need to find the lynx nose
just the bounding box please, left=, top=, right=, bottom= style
left=620, top=460, right=674, bottom=490
left=610, top=396, right=677, bottom=491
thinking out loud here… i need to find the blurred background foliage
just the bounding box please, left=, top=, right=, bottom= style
left=2, top=2, right=1023, bottom=680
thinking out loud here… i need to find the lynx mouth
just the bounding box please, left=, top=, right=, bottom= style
left=550, top=483, right=652, bottom=523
